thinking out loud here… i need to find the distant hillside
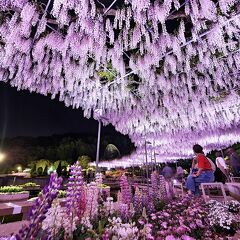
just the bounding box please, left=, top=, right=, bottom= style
left=0, top=133, right=135, bottom=173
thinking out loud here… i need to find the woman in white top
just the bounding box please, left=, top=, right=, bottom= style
left=215, top=151, right=228, bottom=180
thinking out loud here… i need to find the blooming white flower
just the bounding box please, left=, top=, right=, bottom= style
left=42, top=200, right=66, bottom=236
left=106, top=217, right=139, bottom=240
left=208, top=201, right=235, bottom=230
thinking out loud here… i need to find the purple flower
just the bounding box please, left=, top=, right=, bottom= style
left=165, top=235, right=176, bottom=240
left=120, top=175, right=132, bottom=207
left=15, top=173, right=62, bottom=240
left=66, top=162, right=85, bottom=220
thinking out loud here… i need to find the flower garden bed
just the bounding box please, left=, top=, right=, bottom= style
left=0, top=186, right=29, bottom=202
left=9, top=162, right=239, bottom=240
left=0, top=192, right=30, bottom=202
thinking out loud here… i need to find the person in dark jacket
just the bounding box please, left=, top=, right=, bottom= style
left=226, top=148, right=240, bottom=177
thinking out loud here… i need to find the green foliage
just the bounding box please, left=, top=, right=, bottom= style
left=97, top=62, right=117, bottom=82
left=36, top=159, right=51, bottom=171
left=0, top=186, right=23, bottom=193
left=37, top=167, right=43, bottom=176
left=0, top=134, right=135, bottom=174
left=20, top=182, right=39, bottom=188
left=98, top=71, right=115, bottom=82
left=155, top=200, right=167, bottom=212
left=78, top=155, right=91, bottom=169
left=58, top=190, right=67, bottom=198
left=98, top=184, right=109, bottom=189
left=53, top=160, right=68, bottom=170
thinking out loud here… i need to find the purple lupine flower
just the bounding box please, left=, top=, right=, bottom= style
left=118, top=203, right=129, bottom=222
left=85, top=182, right=99, bottom=219
left=133, top=186, right=144, bottom=214
left=15, top=173, right=62, bottom=240
left=159, top=175, right=167, bottom=199
left=64, top=162, right=86, bottom=239
left=150, top=171, right=159, bottom=202
left=120, top=175, right=132, bottom=207
left=143, top=192, right=155, bottom=214
left=66, top=162, right=85, bottom=220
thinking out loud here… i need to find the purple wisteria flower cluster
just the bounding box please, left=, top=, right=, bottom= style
left=0, top=0, right=239, bottom=160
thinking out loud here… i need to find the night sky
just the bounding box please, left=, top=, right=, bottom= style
left=0, top=82, right=117, bottom=138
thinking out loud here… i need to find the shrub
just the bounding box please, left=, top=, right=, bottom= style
left=0, top=186, right=24, bottom=193
left=20, top=182, right=39, bottom=188
left=58, top=190, right=66, bottom=198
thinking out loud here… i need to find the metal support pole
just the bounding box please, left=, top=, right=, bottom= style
left=144, top=140, right=149, bottom=191
left=154, top=151, right=157, bottom=171
left=96, top=120, right=102, bottom=173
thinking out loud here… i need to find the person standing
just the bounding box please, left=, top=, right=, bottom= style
left=186, top=144, right=214, bottom=195
left=161, top=163, right=174, bottom=198
left=226, top=148, right=240, bottom=177
left=215, top=151, right=228, bottom=182
left=161, top=163, right=174, bottom=181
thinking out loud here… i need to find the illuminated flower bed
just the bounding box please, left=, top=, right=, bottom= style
left=9, top=163, right=239, bottom=240
left=0, top=186, right=29, bottom=202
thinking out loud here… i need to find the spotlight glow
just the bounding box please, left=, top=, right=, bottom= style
left=0, top=152, right=6, bottom=162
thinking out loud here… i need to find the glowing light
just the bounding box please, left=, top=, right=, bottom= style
left=0, top=152, right=6, bottom=162
left=173, top=179, right=178, bottom=184
left=17, top=166, right=22, bottom=172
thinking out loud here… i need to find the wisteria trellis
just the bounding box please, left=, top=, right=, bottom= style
left=0, top=0, right=239, bottom=159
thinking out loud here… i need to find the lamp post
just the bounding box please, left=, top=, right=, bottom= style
left=144, top=140, right=152, bottom=194
left=96, top=119, right=102, bottom=173
left=94, top=109, right=108, bottom=173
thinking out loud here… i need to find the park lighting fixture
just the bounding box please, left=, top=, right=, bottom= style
left=0, top=152, right=6, bottom=162
left=17, top=166, right=22, bottom=172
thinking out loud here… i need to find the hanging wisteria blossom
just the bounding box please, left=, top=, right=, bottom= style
left=0, top=0, right=239, bottom=159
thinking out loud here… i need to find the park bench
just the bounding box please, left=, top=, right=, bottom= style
left=173, top=182, right=184, bottom=197
left=200, top=182, right=234, bottom=203
left=226, top=182, right=240, bottom=201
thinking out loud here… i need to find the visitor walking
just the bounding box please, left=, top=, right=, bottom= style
left=161, top=163, right=174, bottom=198
left=161, top=163, right=174, bottom=181
left=226, top=148, right=240, bottom=177
left=215, top=151, right=228, bottom=182
left=186, top=144, right=214, bottom=195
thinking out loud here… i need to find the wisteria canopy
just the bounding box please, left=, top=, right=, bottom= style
left=0, top=0, right=239, bottom=161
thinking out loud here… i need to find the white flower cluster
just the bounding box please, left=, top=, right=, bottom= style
left=42, top=200, right=66, bottom=235
left=62, top=211, right=79, bottom=238
left=106, top=217, right=139, bottom=240
left=42, top=200, right=78, bottom=239
left=208, top=201, right=234, bottom=230
left=227, top=200, right=240, bottom=212
left=103, top=197, right=115, bottom=216
left=0, top=237, right=16, bottom=240
left=80, top=216, right=93, bottom=231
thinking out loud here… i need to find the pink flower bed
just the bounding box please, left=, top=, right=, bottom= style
left=9, top=166, right=240, bottom=240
